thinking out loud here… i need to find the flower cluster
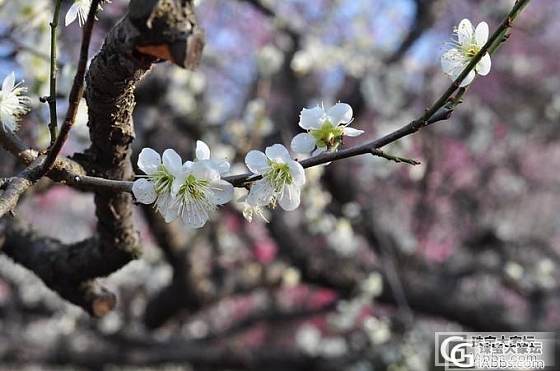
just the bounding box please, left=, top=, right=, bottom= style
left=132, top=141, right=234, bottom=229
left=133, top=101, right=365, bottom=227
left=0, top=72, right=31, bottom=133
left=441, top=18, right=492, bottom=87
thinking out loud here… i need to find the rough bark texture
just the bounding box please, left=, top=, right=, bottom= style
left=83, top=16, right=153, bottom=270
left=0, top=0, right=204, bottom=315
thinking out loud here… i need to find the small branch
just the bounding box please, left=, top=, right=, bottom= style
left=47, top=0, right=63, bottom=147
left=0, top=158, right=44, bottom=218
left=370, top=149, right=420, bottom=165
left=0, top=126, right=88, bottom=190
left=41, top=0, right=101, bottom=176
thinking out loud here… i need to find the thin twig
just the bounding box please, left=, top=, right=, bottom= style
left=371, top=149, right=421, bottom=165
left=40, top=0, right=101, bottom=176
left=46, top=0, right=63, bottom=147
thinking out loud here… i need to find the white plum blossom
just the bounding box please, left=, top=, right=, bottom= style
left=245, top=144, right=305, bottom=212
left=168, top=160, right=234, bottom=229
left=441, top=19, right=492, bottom=87
left=132, top=148, right=184, bottom=222
left=0, top=72, right=31, bottom=133
left=291, top=102, right=363, bottom=155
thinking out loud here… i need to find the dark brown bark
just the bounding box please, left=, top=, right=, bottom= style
left=0, top=0, right=205, bottom=314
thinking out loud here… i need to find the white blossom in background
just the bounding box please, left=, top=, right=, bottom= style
left=245, top=144, right=305, bottom=213
left=327, top=219, right=359, bottom=256
left=504, top=261, right=524, bottom=281
left=169, top=159, right=234, bottom=228
left=295, top=324, right=322, bottom=355
left=329, top=299, right=364, bottom=331
left=166, top=69, right=206, bottom=116
left=320, top=337, right=348, bottom=357
left=360, top=272, right=383, bottom=298
left=291, top=102, right=363, bottom=156
left=132, top=148, right=184, bottom=222
left=363, top=316, right=391, bottom=345
left=0, top=72, right=31, bottom=132
left=65, top=0, right=92, bottom=26
left=441, top=19, right=491, bottom=87
left=535, top=258, right=555, bottom=289
left=257, top=45, right=284, bottom=77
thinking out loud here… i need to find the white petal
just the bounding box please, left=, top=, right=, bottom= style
left=210, top=180, right=234, bottom=205
left=156, top=193, right=175, bottom=220
left=163, top=201, right=180, bottom=223
left=299, top=106, right=325, bottom=130
left=191, top=161, right=220, bottom=183
left=245, top=150, right=269, bottom=175
left=65, top=4, right=79, bottom=26
left=132, top=179, right=157, bottom=204
left=326, top=103, right=353, bottom=125
left=279, top=184, right=301, bottom=211
left=2, top=72, right=15, bottom=92
left=247, top=179, right=275, bottom=206
left=195, top=140, right=210, bottom=160
left=181, top=207, right=209, bottom=229
left=162, top=149, right=183, bottom=176
left=475, top=53, right=491, bottom=76
left=460, top=70, right=476, bottom=87
left=1, top=113, right=16, bottom=132
left=475, top=22, right=489, bottom=46
left=288, top=160, right=305, bottom=186
left=199, top=159, right=230, bottom=176
left=171, top=174, right=185, bottom=196
left=182, top=160, right=194, bottom=171
left=457, top=19, right=474, bottom=45
left=441, top=49, right=465, bottom=76
left=138, top=148, right=161, bottom=175
left=343, top=127, right=364, bottom=137
left=265, top=144, right=292, bottom=163
left=213, top=159, right=230, bottom=175
left=291, top=133, right=316, bottom=154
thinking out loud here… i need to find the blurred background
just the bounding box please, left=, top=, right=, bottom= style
left=0, top=0, right=559, bottom=370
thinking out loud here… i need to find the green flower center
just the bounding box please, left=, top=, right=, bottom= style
left=152, top=166, right=174, bottom=195
left=310, top=120, right=344, bottom=149
left=265, top=161, right=293, bottom=191
left=178, top=174, right=210, bottom=201
left=463, top=44, right=480, bottom=58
